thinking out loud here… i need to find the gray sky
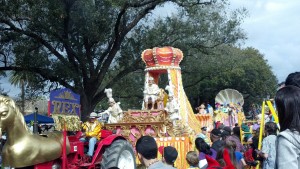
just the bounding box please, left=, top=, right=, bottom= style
left=2, top=1, right=300, bottom=97
left=1, top=76, right=18, bottom=97
left=231, top=0, right=300, bottom=82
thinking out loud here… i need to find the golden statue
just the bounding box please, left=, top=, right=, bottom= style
left=0, top=95, right=70, bottom=168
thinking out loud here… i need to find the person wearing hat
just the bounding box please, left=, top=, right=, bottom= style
left=136, top=136, right=175, bottom=169
left=196, top=127, right=210, bottom=145
left=81, top=112, right=102, bottom=157
left=158, top=146, right=178, bottom=168
left=210, top=128, right=224, bottom=152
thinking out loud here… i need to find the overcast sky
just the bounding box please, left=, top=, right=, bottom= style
left=2, top=0, right=300, bottom=97
left=230, top=0, right=300, bottom=82
left=154, top=0, right=300, bottom=82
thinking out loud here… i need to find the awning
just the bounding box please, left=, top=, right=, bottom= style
left=24, top=113, right=54, bottom=124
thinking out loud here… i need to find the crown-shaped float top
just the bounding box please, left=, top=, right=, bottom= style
left=141, top=46, right=184, bottom=67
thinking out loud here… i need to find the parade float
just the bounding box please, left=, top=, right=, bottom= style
left=101, top=48, right=246, bottom=167
left=104, top=46, right=210, bottom=168
left=213, top=88, right=245, bottom=128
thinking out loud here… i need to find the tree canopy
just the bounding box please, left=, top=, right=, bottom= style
left=1, top=0, right=253, bottom=117
left=183, top=45, right=278, bottom=112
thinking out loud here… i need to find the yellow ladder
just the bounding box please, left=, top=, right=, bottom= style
left=256, top=100, right=279, bottom=169
left=239, top=116, right=258, bottom=145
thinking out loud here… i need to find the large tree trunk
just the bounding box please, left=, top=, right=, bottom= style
left=80, top=94, right=94, bottom=121
left=79, top=80, right=107, bottom=120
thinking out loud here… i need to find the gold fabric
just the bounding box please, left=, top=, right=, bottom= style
left=52, top=114, right=81, bottom=131
left=169, top=69, right=201, bottom=134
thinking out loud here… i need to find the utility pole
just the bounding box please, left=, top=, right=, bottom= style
left=33, top=107, right=38, bottom=134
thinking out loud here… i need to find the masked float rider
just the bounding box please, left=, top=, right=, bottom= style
left=103, top=98, right=123, bottom=123
left=143, top=77, right=160, bottom=110
left=81, top=112, right=102, bottom=157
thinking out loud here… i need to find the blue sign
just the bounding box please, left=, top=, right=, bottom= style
left=49, top=88, right=80, bottom=116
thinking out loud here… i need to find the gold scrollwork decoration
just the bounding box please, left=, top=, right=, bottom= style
left=120, top=130, right=131, bottom=138
left=132, top=130, right=141, bottom=138
left=137, top=125, right=146, bottom=136
left=121, top=110, right=167, bottom=123
left=106, top=126, right=115, bottom=131
left=152, top=125, right=160, bottom=137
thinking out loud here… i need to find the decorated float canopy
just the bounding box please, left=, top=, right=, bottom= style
left=140, top=46, right=201, bottom=135
left=142, top=47, right=184, bottom=73
left=214, top=88, right=245, bottom=127
left=215, top=88, right=244, bottom=106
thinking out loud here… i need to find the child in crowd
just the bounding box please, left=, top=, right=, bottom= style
left=186, top=151, right=200, bottom=169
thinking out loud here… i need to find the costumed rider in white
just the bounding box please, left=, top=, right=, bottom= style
left=103, top=98, right=123, bottom=123
left=101, top=88, right=123, bottom=123
left=164, top=85, right=181, bottom=125
left=143, top=76, right=160, bottom=110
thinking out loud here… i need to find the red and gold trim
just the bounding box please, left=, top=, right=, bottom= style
left=141, top=46, right=183, bottom=67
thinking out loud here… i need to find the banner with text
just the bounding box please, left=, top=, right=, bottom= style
left=49, top=88, right=81, bottom=116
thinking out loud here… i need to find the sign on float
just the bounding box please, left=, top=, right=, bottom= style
left=48, top=88, right=81, bottom=116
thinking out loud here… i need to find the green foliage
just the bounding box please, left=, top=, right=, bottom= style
left=182, top=45, right=278, bottom=112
